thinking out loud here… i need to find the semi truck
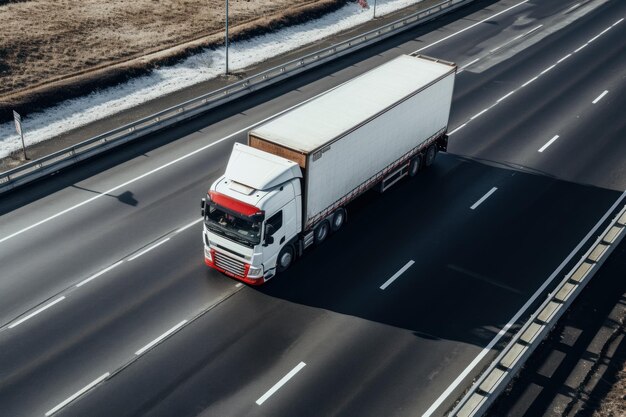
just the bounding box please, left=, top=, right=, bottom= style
left=201, top=54, right=456, bottom=284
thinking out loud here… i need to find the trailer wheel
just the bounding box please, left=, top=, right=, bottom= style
left=331, top=208, right=347, bottom=232
left=314, top=221, right=330, bottom=244
left=277, top=244, right=295, bottom=272
left=408, top=156, right=421, bottom=177
left=425, top=145, right=437, bottom=167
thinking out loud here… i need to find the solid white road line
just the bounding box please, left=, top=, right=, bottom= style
left=177, top=218, right=203, bottom=234
left=135, top=320, right=187, bottom=356
left=470, top=187, right=497, bottom=210
left=496, top=90, right=516, bottom=103
left=574, top=43, right=588, bottom=53
left=538, top=135, right=560, bottom=153
left=76, top=261, right=124, bottom=288
left=614, top=18, right=624, bottom=26
left=235, top=283, right=244, bottom=288
left=414, top=0, right=530, bottom=53
left=422, top=188, right=626, bottom=417
left=589, top=26, right=612, bottom=43
left=470, top=108, right=490, bottom=120
left=380, top=260, right=415, bottom=290
left=563, top=3, right=581, bottom=14
left=8, top=297, right=66, bottom=329
left=448, top=123, right=467, bottom=136
left=45, top=372, right=110, bottom=416
left=557, top=53, right=572, bottom=63
left=128, top=238, right=170, bottom=261
left=256, top=362, right=306, bottom=405
left=521, top=76, right=538, bottom=87
left=458, top=57, right=481, bottom=73
left=592, top=90, right=608, bottom=104
left=540, top=64, right=556, bottom=75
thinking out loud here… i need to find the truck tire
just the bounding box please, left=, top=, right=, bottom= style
left=277, top=244, right=295, bottom=272
left=408, top=156, right=421, bottom=177
left=425, top=145, right=437, bottom=167
left=314, top=221, right=330, bottom=244
left=331, top=208, right=347, bottom=232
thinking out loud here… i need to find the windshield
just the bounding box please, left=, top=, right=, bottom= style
left=205, top=204, right=261, bottom=246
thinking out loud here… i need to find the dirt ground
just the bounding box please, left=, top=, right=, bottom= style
left=0, top=0, right=345, bottom=116
left=593, top=362, right=626, bottom=417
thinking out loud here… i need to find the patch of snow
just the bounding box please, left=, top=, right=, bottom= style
left=0, top=0, right=424, bottom=159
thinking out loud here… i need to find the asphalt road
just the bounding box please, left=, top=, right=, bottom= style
left=0, top=0, right=625, bottom=416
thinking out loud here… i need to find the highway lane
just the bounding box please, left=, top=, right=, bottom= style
left=0, top=0, right=625, bottom=416
left=0, top=0, right=599, bottom=328
left=0, top=0, right=545, bottom=327
left=25, top=157, right=620, bottom=417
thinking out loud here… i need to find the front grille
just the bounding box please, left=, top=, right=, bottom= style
left=214, top=251, right=246, bottom=277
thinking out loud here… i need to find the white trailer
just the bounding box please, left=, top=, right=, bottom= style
left=202, top=54, right=456, bottom=284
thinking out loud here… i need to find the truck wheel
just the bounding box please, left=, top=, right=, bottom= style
left=277, top=244, right=295, bottom=272
left=425, top=145, right=437, bottom=167
left=331, top=208, right=347, bottom=232
left=314, top=221, right=330, bottom=244
left=408, top=156, right=421, bottom=177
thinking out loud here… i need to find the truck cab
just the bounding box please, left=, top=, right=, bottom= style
left=202, top=143, right=302, bottom=285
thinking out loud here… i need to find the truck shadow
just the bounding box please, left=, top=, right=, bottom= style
left=256, top=153, right=622, bottom=348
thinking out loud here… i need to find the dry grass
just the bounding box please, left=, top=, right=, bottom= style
left=0, top=0, right=344, bottom=112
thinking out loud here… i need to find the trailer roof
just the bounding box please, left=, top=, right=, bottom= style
left=250, top=55, right=455, bottom=154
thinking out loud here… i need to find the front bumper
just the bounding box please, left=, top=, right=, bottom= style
left=204, top=247, right=265, bottom=286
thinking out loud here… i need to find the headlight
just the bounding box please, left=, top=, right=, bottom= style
left=247, top=265, right=263, bottom=278
left=204, top=247, right=213, bottom=262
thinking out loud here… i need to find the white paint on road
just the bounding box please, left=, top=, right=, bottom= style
left=574, top=43, right=588, bottom=53
left=256, top=362, right=306, bottom=405
left=45, top=372, right=110, bottom=416
left=422, top=188, right=626, bottom=417
left=76, top=261, right=124, bottom=288
left=538, top=135, right=560, bottom=153
left=592, top=90, right=608, bottom=104
left=414, top=0, right=530, bottom=53
left=380, top=260, right=415, bottom=290
left=135, top=320, right=187, bottom=356
left=588, top=26, right=612, bottom=43
left=496, top=90, right=516, bottom=103
left=470, top=187, right=497, bottom=210
left=557, top=53, right=572, bottom=63
left=563, top=3, right=581, bottom=14
left=521, top=76, right=538, bottom=87
left=470, top=108, right=490, bottom=120
left=540, top=64, right=556, bottom=75
left=8, top=296, right=66, bottom=329
left=448, top=123, right=467, bottom=136
left=128, top=238, right=171, bottom=261
left=458, top=57, right=481, bottom=73
left=177, top=218, right=203, bottom=234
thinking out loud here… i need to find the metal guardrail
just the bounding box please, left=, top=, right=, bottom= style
left=450, top=201, right=626, bottom=417
left=0, top=0, right=473, bottom=194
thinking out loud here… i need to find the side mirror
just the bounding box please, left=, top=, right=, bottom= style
left=201, top=198, right=206, bottom=217
left=264, top=224, right=275, bottom=246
